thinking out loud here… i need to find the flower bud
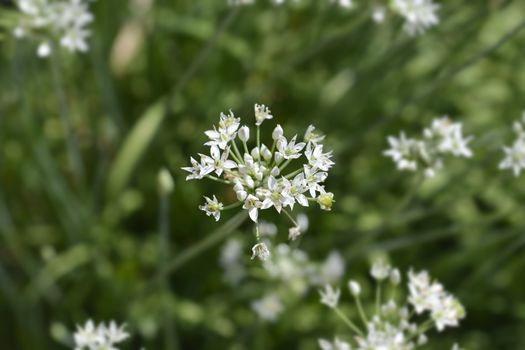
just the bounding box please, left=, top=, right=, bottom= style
left=370, top=260, right=390, bottom=281
left=251, top=147, right=260, bottom=160
left=260, top=144, right=272, bottom=161
left=274, top=152, right=284, bottom=165
left=317, top=192, right=334, bottom=211
left=270, top=166, right=280, bottom=177
left=348, top=280, right=361, bottom=296
left=238, top=125, right=250, bottom=142
left=389, top=268, right=401, bottom=285
left=157, top=168, right=174, bottom=196
left=272, top=124, right=283, bottom=140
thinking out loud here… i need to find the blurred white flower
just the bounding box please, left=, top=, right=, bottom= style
left=219, top=239, right=246, bottom=285
left=73, top=320, right=129, bottom=350
left=384, top=117, right=473, bottom=178
left=14, top=0, right=94, bottom=57
left=319, top=284, right=340, bottom=308
left=251, top=294, right=284, bottom=322
left=251, top=242, right=270, bottom=261
left=370, top=259, right=391, bottom=280
left=500, top=112, right=525, bottom=176
left=318, top=337, right=352, bottom=350
left=392, top=0, right=440, bottom=36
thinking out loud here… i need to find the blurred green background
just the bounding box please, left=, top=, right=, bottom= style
left=1, top=0, right=525, bottom=348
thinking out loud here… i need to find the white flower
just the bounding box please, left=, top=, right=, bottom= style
left=219, top=239, right=246, bottom=285
left=320, top=251, right=345, bottom=283
left=251, top=242, right=270, bottom=261
left=254, top=103, right=273, bottom=126
left=198, top=195, right=223, bottom=221
left=390, top=268, right=401, bottom=285
left=272, top=124, right=284, bottom=140
left=432, top=295, right=465, bottom=331
left=181, top=156, right=214, bottom=180
left=251, top=294, right=283, bottom=322
left=500, top=114, right=525, bottom=177
left=371, top=260, right=391, bottom=281
left=348, top=280, right=361, bottom=296
left=200, top=145, right=237, bottom=176
left=318, top=337, right=352, bottom=350
left=243, top=194, right=264, bottom=222
left=288, top=226, right=301, bottom=241
left=73, top=320, right=129, bottom=350
left=305, top=142, right=335, bottom=171
left=277, top=135, right=306, bottom=160
left=319, top=284, right=340, bottom=308
left=500, top=139, right=525, bottom=176
left=304, top=125, right=326, bottom=144
left=392, top=0, right=440, bottom=36
left=383, top=132, right=419, bottom=171
left=37, top=41, right=51, bottom=57
left=372, top=6, right=387, bottom=23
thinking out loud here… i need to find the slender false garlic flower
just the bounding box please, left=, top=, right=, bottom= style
left=384, top=116, right=473, bottom=178
left=499, top=112, right=525, bottom=177
left=391, top=0, right=441, bottom=36
left=182, top=104, right=335, bottom=261
left=318, top=260, right=466, bottom=350
left=11, top=0, right=94, bottom=58
left=73, top=320, right=130, bottom=350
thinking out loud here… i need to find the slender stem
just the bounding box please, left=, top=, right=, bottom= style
left=270, top=139, right=276, bottom=156
left=228, top=149, right=243, bottom=165
left=242, top=140, right=249, bottom=155
left=158, top=193, right=179, bottom=350
left=158, top=211, right=248, bottom=277
left=205, top=175, right=231, bottom=184
left=334, top=307, right=363, bottom=336
left=278, top=159, right=292, bottom=172
left=222, top=201, right=242, bottom=210
left=255, top=222, right=260, bottom=241
left=282, top=208, right=298, bottom=227
left=50, top=50, right=85, bottom=182
left=231, top=140, right=244, bottom=163
left=354, top=295, right=369, bottom=327
left=257, top=125, right=261, bottom=151
left=376, top=282, right=382, bottom=315
left=284, top=168, right=303, bottom=179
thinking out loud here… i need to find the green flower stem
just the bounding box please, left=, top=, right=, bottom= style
left=278, top=159, right=292, bottom=172
left=51, top=49, right=85, bottom=183
left=282, top=208, right=298, bottom=227
left=354, top=295, right=369, bottom=327
left=284, top=168, right=303, bottom=179
left=242, top=139, right=250, bottom=155
left=159, top=210, right=248, bottom=277
left=222, top=201, right=242, bottom=210
left=205, top=175, right=231, bottom=184
left=334, top=307, right=363, bottom=336
left=158, top=192, right=179, bottom=350
left=231, top=140, right=244, bottom=163
left=257, top=125, right=261, bottom=151
left=376, top=282, right=382, bottom=315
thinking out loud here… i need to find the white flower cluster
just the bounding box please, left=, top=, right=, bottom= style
left=73, top=320, right=130, bottom=350
left=318, top=260, right=465, bottom=350
left=384, top=117, right=473, bottom=178
left=183, top=104, right=335, bottom=260
left=499, top=112, right=525, bottom=177
left=391, top=0, right=440, bottom=36
left=13, top=0, right=94, bottom=58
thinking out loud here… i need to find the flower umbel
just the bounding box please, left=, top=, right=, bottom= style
left=384, top=116, right=473, bottom=178
left=318, top=260, right=465, bottom=350
left=73, top=320, right=130, bottom=350
left=12, top=0, right=94, bottom=58
left=183, top=104, right=335, bottom=259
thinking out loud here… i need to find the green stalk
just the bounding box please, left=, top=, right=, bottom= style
left=50, top=50, right=85, bottom=183
left=334, top=307, right=363, bottom=336
left=159, top=210, right=248, bottom=277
